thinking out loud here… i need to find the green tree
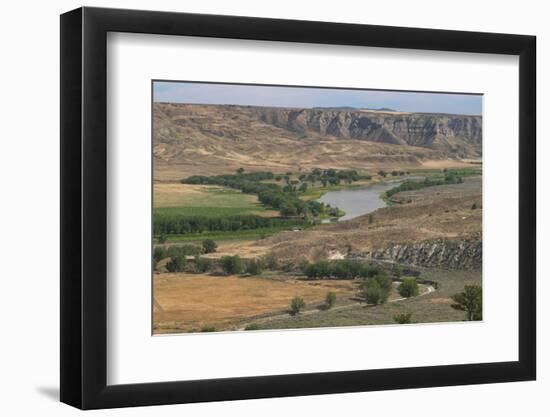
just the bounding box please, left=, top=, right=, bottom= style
left=363, top=280, right=383, bottom=304
left=166, top=255, right=186, bottom=272
left=220, top=255, right=244, bottom=275
left=290, top=296, right=305, bottom=315
left=361, top=272, right=392, bottom=304
left=394, top=313, right=413, bottom=324
left=451, top=285, right=482, bottom=321
left=398, top=278, right=419, bottom=298
left=157, top=233, right=167, bottom=244
left=325, top=292, right=337, bottom=309
left=202, top=239, right=217, bottom=254
left=299, top=183, right=308, bottom=193
left=236, top=167, right=245, bottom=175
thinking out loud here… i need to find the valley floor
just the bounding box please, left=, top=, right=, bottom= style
left=152, top=169, right=482, bottom=334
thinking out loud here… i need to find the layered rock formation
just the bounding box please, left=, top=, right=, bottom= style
left=252, top=106, right=482, bottom=157
left=351, top=238, right=482, bottom=270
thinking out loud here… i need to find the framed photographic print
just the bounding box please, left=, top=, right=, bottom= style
left=60, top=6, right=536, bottom=410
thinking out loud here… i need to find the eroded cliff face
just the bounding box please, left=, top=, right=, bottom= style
left=350, top=238, right=482, bottom=270
left=253, top=107, right=482, bottom=157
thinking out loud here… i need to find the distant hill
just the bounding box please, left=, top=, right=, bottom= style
left=153, top=103, right=482, bottom=179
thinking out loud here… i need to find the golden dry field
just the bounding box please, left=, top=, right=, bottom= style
left=153, top=273, right=361, bottom=333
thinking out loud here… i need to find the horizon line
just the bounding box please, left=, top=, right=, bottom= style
left=153, top=101, right=482, bottom=117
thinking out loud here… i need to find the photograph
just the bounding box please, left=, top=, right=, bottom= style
left=152, top=81, right=483, bottom=334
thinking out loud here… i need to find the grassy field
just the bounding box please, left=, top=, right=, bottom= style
left=152, top=270, right=436, bottom=333
left=154, top=183, right=277, bottom=217
left=153, top=273, right=362, bottom=333
left=257, top=267, right=481, bottom=330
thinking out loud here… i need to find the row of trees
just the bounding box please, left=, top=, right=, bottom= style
left=153, top=213, right=308, bottom=235
left=162, top=254, right=271, bottom=276
left=384, top=172, right=465, bottom=199
left=303, top=260, right=385, bottom=280
left=296, top=168, right=371, bottom=187
left=154, top=240, right=216, bottom=268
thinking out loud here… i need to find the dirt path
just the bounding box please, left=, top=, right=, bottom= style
left=235, top=284, right=435, bottom=330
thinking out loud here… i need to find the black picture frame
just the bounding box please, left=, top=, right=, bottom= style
left=60, top=6, right=536, bottom=410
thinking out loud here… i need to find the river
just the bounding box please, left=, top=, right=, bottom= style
left=317, top=181, right=404, bottom=222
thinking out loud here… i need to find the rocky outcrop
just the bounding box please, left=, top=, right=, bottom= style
left=154, top=103, right=482, bottom=158
left=350, top=238, right=482, bottom=270
left=252, top=107, right=482, bottom=157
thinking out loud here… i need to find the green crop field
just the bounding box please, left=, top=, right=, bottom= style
left=154, top=206, right=262, bottom=218
left=154, top=183, right=277, bottom=218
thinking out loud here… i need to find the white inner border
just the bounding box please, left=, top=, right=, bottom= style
left=107, top=32, right=519, bottom=385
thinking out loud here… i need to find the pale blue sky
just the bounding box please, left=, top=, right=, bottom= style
left=153, top=81, right=482, bottom=115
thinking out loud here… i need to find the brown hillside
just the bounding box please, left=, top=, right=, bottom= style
left=153, top=103, right=482, bottom=180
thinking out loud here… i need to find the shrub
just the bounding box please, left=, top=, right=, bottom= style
left=220, top=255, right=244, bottom=275
left=202, top=239, right=217, bottom=254
left=290, top=297, right=305, bottom=315
left=451, top=285, right=482, bottom=321
left=244, top=323, right=261, bottom=331
left=200, top=326, right=216, bottom=332
left=263, top=254, right=279, bottom=270
left=166, top=256, right=186, bottom=272
left=394, top=313, right=413, bottom=324
left=398, top=278, right=419, bottom=298
left=194, top=256, right=214, bottom=273
left=165, top=245, right=202, bottom=258
left=157, top=233, right=167, bottom=244
left=245, top=258, right=264, bottom=275
left=393, top=264, right=403, bottom=278
left=325, top=292, right=337, bottom=309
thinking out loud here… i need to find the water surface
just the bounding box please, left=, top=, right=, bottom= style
left=318, top=181, right=402, bottom=222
